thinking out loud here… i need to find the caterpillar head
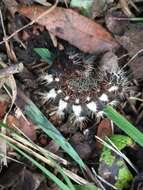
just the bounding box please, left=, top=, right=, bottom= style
left=38, top=50, right=133, bottom=127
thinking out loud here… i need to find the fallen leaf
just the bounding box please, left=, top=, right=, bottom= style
left=96, top=118, right=113, bottom=150
left=0, top=95, right=9, bottom=120
left=7, top=114, right=36, bottom=141
left=18, top=5, right=119, bottom=53
left=46, top=140, right=60, bottom=154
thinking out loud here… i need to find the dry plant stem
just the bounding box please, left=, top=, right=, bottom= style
left=119, top=0, right=134, bottom=16
left=129, top=0, right=140, bottom=12
left=0, top=9, right=6, bottom=37
left=0, top=63, right=23, bottom=79
left=119, top=49, right=143, bottom=71
left=119, top=0, right=140, bottom=16
left=0, top=12, right=9, bottom=164
left=0, top=0, right=59, bottom=46
left=12, top=131, right=68, bottom=165
left=2, top=0, right=18, bottom=16
left=0, top=9, right=17, bottom=62
left=0, top=133, right=89, bottom=185
left=128, top=49, right=143, bottom=65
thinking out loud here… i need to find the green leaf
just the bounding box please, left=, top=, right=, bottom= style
left=34, top=48, right=54, bottom=65
left=103, top=105, right=143, bottom=147
left=99, top=134, right=133, bottom=189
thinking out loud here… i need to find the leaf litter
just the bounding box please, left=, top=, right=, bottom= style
left=0, top=0, right=143, bottom=189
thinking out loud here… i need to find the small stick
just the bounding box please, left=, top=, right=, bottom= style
left=0, top=63, right=24, bottom=78
left=0, top=9, right=17, bottom=62
left=0, top=0, right=59, bottom=45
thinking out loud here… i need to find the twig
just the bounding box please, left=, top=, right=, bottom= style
left=0, top=9, right=6, bottom=37
left=0, top=63, right=23, bottom=78
left=0, top=0, right=59, bottom=46
left=0, top=9, right=17, bottom=62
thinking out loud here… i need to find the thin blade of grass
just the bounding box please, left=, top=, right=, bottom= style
left=60, top=168, right=76, bottom=190
left=103, top=105, right=143, bottom=147
left=0, top=123, right=89, bottom=185
left=95, top=135, right=137, bottom=173
left=12, top=132, right=68, bottom=165
left=5, top=141, right=72, bottom=190
left=113, top=17, right=143, bottom=21
left=0, top=132, right=74, bottom=190
left=0, top=122, right=68, bottom=165
left=15, top=89, right=85, bottom=169
left=0, top=130, right=85, bottom=186
left=24, top=98, right=85, bottom=169
left=0, top=60, right=17, bottom=166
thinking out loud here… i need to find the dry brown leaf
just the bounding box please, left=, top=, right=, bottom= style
left=0, top=95, right=9, bottom=120
left=7, top=115, right=36, bottom=141
left=96, top=118, right=113, bottom=150
left=18, top=5, right=119, bottom=53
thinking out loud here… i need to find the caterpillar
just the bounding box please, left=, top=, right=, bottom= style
left=38, top=48, right=135, bottom=127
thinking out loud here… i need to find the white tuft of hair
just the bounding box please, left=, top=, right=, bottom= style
left=41, top=74, right=53, bottom=84
left=96, top=111, right=104, bottom=118
left=45, top=89, right=57, bottom=101
left=86, top=101, right=97, bottom=113
left=72, top=104, right=85, bottom=124
left=99, top=94, right=109, bottom=102
left=56, top=99, right=68, bottom=116
left=108, top=86, right=118, bottom=92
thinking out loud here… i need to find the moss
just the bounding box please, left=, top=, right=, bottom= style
left=100, top=135, right=133, bottom=167
left=116, top=159, right=123, bottom=167
left=115, top=165, right=133, bottom=189
left=110, top=135, right=134, bottom=150
left=99, top=135, right=134, bottom=189
left=100, top=148, right=116, bottom=166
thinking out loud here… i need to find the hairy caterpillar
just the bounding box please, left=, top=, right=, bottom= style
left=38, top=49, right=135, bottom=127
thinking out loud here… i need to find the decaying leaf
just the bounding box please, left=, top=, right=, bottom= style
left=7, top=114, right=36, bottom=141
left=0, top=94, right=9, bottom=120
left=18, top=5, right=119, bottom=53
left=96, top=119, right=113, bottom=150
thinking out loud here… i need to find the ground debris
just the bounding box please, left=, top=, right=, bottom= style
left=18, top=5, right=119, bottom=53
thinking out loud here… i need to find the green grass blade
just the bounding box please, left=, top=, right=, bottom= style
left=75, top=183, right=100, bottom=190
left=24, top=101, right=85, bottom=169
left=0, top=130, right=76, bottom=190
left=2, top=140, right=72, bottom=190
left=0, top=123, right=83, bottom=187
left=60, top=168, right=76, bottom=190
left=112, top=17, right=143, bottom=21
left=128, top=17, right=143, bottom=21
left=103, top=105, right=143, bottom=147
